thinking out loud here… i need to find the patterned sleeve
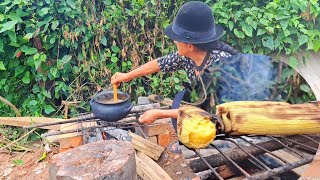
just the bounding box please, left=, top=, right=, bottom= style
left=157, top=52, right=189, bottom=73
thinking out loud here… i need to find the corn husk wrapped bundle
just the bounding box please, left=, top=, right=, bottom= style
left=177, top=106, right=216, bottom=149
left=178, top=101, right=320, bottom=149
left=217, top=101, right=320, bottom=135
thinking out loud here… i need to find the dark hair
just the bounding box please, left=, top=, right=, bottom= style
left=194, top=41, right=240, bottom=55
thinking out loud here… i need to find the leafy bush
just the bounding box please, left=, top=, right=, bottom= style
left=0, top=0, right=319, bottom=117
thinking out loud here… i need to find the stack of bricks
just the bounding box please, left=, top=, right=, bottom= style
left=139, top=118, right=172, bottom=148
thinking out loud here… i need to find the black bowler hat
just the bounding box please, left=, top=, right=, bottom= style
left=164, top=1, right=224, bottom=44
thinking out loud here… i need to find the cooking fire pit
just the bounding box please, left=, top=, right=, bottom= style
left=30, top=102, right=320, bottom=180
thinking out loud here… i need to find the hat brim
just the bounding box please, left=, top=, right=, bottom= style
left=164, top=24, right=224, bottom=44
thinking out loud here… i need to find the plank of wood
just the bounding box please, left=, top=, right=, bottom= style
left=136, top=151, right=173, bottom=180
left=128, top=131, right=165, bottom=161
left=277, top=52, right=320, bottom=101
left=0, top=117, right=63, bottom=130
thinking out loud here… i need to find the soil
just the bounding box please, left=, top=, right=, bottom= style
left=0, top=143, right=59, bottom=180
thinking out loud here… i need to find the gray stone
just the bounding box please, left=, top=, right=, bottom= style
left=49, top=140, right=137, bottom=180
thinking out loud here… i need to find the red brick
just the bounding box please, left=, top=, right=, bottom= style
left=142, top=118, right=170, bottom=136
left=157, top=130, right=170, bottom=148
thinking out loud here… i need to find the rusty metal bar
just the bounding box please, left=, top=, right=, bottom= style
left=41, top=123, right=159, bottom=137
left=187, top=135, right=313, bottom=172
left=268, top=136, right=304, bottom=158
left=193, top=149, right=224, bottom=180
left=299, top=135, right=320, bottom=144
left=243, top=156, right=314, bottom=180
left=210, top=143, right=251, bottom=178
left=239, top=137, right=289, bottom=164
left=280, top=137, right=318, bottom=152
left=226, top=138, right=270, bottom=171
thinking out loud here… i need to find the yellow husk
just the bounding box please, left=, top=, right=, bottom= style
left=177, top=106, right=216, bottom=149
left=218, top=101, right=320, bottom=135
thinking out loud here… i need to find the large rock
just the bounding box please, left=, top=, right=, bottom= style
left=49, top=140, right=137, bottom=180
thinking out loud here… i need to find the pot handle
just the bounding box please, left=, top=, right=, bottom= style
left=125, top=104, right=134, bottom=113
left=89, top=98, right=95, bottom=106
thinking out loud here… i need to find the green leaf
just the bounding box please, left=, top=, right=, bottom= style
left=51, top=21, right=59, bottom=30
left=289, top=56, right=299, bottom=68
left=241, top=22, right=253, bottom=37
left=15, top=66, right=25, bottom=77
left=228, top=21, right=234, bottom=30
left=259, top=18, right=269, bottom=26
left=50, top=67, right=58, bottom=78
left=8, top=12, right=22, bottom=23
left=298, top=34, right=308, bottom=46
left=101, top=36, right=107, bottom=46
left=257, top=29, right=266, bottom=36
left=29, top=100, right=37, bottom=106
left=13, top=159, right=24, bottom=166
left=61, top=55, right=72, bottom=63
left=24, top=48, right=38, bottom=55
left=280, top=20, right=288, bottom=29
left=111, top=56, right=118, bottom=63
left=23, top=33, right=33, bottom=40
left=39, top=8, right=50, bottom=17
left=139, top=19, right=145, bottom=27
left=300, top=84, right=311, bottom=93
left=233, top=29, right=245, bottom=39
left=50, top=36, right=56, bottom=44
left=44, top=105, right=55, bottom=114
left=111, top=45, right=120, bottom=53
left=22, top=71, right=30, bottom=84
left=67, top=0, right=76, bottom=9
left=313, top=39, right=320, bottom=52
left=0, top=61, right=6, bottom=70
left=0, top=21, right=17, bottom=33
left=0, top=39, right=3, bottom=52
left=262, top=36, right=274, bottom=50
left=8, top=31, right=17, bottom=43
left=34, top=57, right=42, bottom=70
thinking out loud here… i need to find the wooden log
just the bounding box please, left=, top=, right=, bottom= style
left=136, top=151, right=172, bottom=180
left=0, top=117, right=63, bottom=130
left=128, top=131, right=165, bottom=161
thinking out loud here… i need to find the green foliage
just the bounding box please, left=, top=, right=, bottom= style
left=0, top=0, right=319, bottom=117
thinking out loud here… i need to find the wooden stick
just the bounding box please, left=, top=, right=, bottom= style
left=0, top=128, right=36, bottom=152
left=0, top=96, right=21, bottom=117
left=113, top=84, right=118, bottom=102
left=0, top=117, right=63, bottom=130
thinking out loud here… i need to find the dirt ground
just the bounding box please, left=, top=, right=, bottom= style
left=0, top=143, right=59, bottom=180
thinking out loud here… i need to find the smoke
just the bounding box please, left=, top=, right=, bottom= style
left=214, top=54, right=275, bottom=103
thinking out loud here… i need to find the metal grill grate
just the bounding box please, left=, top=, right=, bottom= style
left=184, top=134, right=319, bottom=180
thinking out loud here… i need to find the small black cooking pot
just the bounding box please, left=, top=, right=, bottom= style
left=90, top=90, right=133, bottom=121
